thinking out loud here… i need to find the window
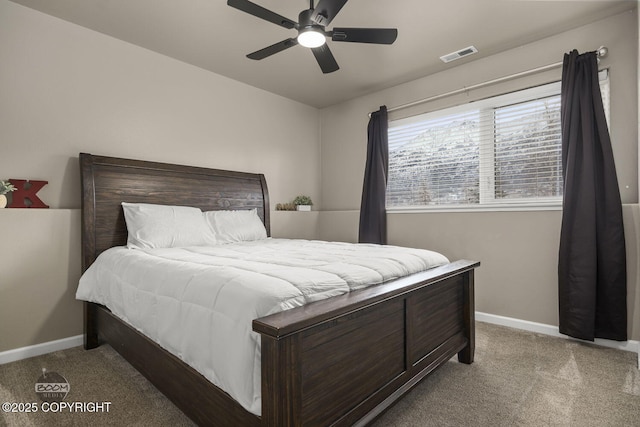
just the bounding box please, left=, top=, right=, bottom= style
left=387, top=71, right=610, bottom=210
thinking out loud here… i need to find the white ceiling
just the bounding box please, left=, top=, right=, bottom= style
left=10, top=0, right=637, bottom=108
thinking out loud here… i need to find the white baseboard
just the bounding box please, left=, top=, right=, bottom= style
left=476, top=311, right=640, bottom=368
left=0, top=335, right=83, bottom=365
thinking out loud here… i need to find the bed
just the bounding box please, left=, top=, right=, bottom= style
left=79, top=152, right=480, bottom=426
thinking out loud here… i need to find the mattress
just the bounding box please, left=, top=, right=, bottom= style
left=76, top=238, right=449, bottom=415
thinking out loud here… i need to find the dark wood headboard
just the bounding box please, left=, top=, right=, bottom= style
left=79, top=153, right=270, bottom=272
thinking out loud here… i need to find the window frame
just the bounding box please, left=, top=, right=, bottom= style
left=386, top=71, right=609, bottom=213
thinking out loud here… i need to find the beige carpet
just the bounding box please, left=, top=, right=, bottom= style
left=373, top=323, right=640, bottom=427
left=1, top=322, right=638, bottom=426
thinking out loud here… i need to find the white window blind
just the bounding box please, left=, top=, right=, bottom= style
left=490, top=95, right=562, bottom=202
left=387, top=71, right=610, bottom=210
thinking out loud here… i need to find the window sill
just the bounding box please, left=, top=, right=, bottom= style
left=387, top=203, right=562, bottom=214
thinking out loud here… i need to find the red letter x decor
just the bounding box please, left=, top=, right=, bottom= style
left=8, top=179, right=49, bottom=208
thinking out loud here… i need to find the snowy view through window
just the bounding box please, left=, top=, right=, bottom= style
left=387, top=93, right=563, bottom=208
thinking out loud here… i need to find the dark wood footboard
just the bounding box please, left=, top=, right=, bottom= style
left=254, top=259, right=478, bottom=426
left=84, top=260, right=477, bottom=427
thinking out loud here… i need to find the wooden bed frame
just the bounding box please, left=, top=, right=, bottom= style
left=79, top=152, right=480, bottom=426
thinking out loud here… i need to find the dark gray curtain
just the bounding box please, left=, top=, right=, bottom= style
left=558, top=50, right=627, bottom=341
left=359, top=106, right=388, bottom=244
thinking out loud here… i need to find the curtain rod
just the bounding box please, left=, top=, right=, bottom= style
left=371, top=46, right=608, bottom=117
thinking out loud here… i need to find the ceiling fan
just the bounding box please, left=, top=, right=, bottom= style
left=227, top=0, right=398, bottom=74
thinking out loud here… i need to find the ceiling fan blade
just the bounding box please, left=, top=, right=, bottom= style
left=331, top=28, right=398, bottom=44
left=247, top=38, right=299, bottom=60
left=311, top=0, right=348, bottom=26
left=311, top=44, right=339, bottom=74
left=227, top=0, right=296, bottom=29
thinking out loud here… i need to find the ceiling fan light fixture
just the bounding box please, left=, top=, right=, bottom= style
left=297, top=28, right=326, bottom=48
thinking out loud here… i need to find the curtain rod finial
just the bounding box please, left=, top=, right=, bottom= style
left=597, top=46, right=608, bottom=58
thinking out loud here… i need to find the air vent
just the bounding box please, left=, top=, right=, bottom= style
left=440, top=46, right=478, bottom=63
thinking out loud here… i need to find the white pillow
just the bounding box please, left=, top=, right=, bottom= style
left=204, top=209, right=267, bottom=244
left=122, top=202, right=217, bottom=249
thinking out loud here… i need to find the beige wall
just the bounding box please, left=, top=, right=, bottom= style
left=0, top=210, right=81, bottom=352
left=0, top=1, right=321, bottom=352
left=319, top=10, right=640, bottom=340
left=0, top=1, right=321, bottom=210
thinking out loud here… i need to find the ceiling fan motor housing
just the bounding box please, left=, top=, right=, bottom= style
left=298, top=8, right=324, bottom=33
left=297, top=8, right=327, bottom=47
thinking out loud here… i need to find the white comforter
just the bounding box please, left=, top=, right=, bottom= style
left=76, top=238, right=449, bottom=415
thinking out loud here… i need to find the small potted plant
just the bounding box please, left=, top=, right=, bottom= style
left=0, top=180, right=16, bottom=209
left=293, top=195, right=313, bottom=211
